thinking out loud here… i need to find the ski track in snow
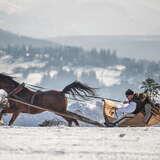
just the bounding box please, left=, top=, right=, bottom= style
left=0, top=127, right=160, bottom=160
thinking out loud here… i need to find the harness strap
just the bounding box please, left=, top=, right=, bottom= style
left=8, top=83, right=25, bottom=96
left=30, top=91, right=41, bottom=105
left=28, top=91, right=41, bottom=113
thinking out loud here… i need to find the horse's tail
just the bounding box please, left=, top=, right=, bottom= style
left=62, top=81, right=96, bottom=100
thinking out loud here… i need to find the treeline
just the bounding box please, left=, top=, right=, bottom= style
left=0, top=45, right=160, bottom=81
left=1, top=45, right=119, bottom=67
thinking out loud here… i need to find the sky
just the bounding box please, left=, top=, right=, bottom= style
left=0, top=0, right=160, bottom=38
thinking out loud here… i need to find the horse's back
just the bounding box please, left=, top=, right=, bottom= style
left=35, top=90, right=67, bottom=112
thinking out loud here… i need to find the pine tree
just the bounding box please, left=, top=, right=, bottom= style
left=141, top=78, right=160, bottom=101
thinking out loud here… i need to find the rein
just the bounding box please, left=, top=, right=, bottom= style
left=8, top=83, right=25, bottom=96
left=85, top=95, right=122, bottom=102
left=66, top=94, right=122, bottom=103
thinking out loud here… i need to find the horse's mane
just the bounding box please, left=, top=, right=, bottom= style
left=0, top=73, right=19, bottom=86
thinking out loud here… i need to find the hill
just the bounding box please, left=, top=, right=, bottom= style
left=0, top=28, right=57, bottom=48
left=49, top=35, right=160, bottom=61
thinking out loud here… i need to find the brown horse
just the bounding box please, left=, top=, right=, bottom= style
left=103, top=95, right=160, bottom=127
left=0, top=73, right=96, bottom=126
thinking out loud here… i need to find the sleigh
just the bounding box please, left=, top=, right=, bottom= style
left=103, top=99, right=160, bottom=127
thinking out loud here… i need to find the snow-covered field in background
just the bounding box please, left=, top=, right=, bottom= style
left=0, top=55, right=125, bottom=87
left=71, top=65, right=125, bottom=86
left=0, top=127, right=160, bottom=160
left=0, top=55, right=46, bottom=74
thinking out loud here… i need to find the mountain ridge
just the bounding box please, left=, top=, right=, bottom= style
left=0, top=28, right=58, bottom=48
left=49, top=35, right=160, bottom=61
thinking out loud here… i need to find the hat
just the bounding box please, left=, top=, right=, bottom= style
left=125, top=89, right=134, bottom=96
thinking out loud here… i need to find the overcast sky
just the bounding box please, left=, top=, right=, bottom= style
left=0, top=0, right=160, bottom=38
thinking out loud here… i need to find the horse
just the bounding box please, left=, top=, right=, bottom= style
left=103, top=94, right=160, bottom=127
left=0, top=73, right=96, bottom=126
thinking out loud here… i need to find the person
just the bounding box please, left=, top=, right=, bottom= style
left=0, top=89, right=8, bottom=125
left=0, top=89, right=8, bottom=108
left=116, top=89, right=137, bottom=119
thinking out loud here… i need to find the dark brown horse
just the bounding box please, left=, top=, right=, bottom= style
left=0, top=73, right=96, bottom=126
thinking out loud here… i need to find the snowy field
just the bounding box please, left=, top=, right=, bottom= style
left=1, top=100, right=160, bottom=160
left=0, top=126, right=160, bottom=160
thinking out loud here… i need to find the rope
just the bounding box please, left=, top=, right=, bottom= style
left=85, top=95, right=122, bottom=102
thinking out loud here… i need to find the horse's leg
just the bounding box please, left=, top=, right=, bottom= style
left=66, top=118, right=79, bottom=126
left=66, top=118, right=72, bottom=127
left=68, top=120, right=72, bottom=127
left=63, top=117, right=79, bottom=126
left=9, top=111, right=20, bottom=126
left=73, top=119, right=79, bottom=126
left=62, top=117, right=73, bottom=127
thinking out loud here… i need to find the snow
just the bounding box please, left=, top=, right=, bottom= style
left=49, top=70, right=58, bottom=78
left=26, top=73, right=43, bottom=85
left=14, top=60, right=46, bottom=69
left=72, top=66, right=124, bottom=86
left=0, top=55, right=125, bottom=87
left=0, top=127, right=160, bottom=160
left=0, top=55, right=13, bottom=74
left=0, top=55, right=46, bottom=74
left=62, top=66, right=70, bottom=72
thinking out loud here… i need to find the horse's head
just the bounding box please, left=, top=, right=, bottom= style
left=0, top=73, right=19, bottom=93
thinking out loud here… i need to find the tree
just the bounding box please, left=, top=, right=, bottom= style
left=141, top=78, right=160, bottom=101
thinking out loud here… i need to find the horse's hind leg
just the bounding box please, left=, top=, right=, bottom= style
left=67, top=119, right=79, bottom=127
left=62, top=117, right=73, bottom=127
left=9, top=111, right=20, bottom=126
left=65, top=118, right=72, bottom=127
left=73, top=119, right=79, bottom=126
left=62, top=115, right=79, bottom=126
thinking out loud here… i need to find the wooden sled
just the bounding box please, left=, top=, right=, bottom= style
left=103, top=99, right=160, bottom=127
